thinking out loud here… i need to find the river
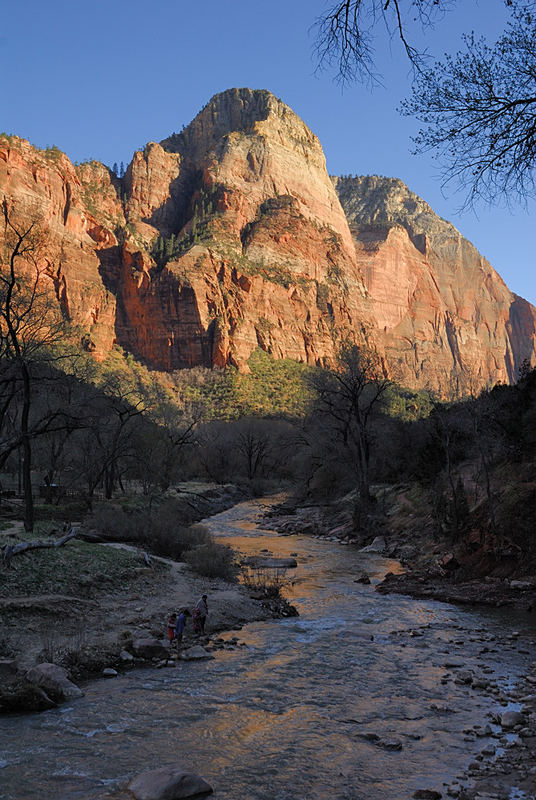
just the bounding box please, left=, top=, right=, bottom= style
left=1, top=498, right=535, bottom=800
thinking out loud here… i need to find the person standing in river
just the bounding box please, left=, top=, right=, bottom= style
left=193, top=594, right=208, bottom=635
left=166, top=612, right=177, bottom=647
left=175, top=608, right=190, bottom=645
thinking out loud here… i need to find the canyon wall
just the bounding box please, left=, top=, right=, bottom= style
left=1, top=88, right=535, bottom=394
left=334, top=176, right=536, bottom=390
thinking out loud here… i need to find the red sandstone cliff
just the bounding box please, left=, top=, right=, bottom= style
left=1, top=89, right=535, bottom=393
left=333, top=176, right=536, bottom=391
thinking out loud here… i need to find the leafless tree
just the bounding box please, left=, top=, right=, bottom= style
left=0, top=201, right=76, bottom=530
left=401, top=3, right=536, bottom=205
left=315, top=1, right=536, bottom=205
left=309, top=342, right=390, bottom=515
left=314, top=0, right=455, bottom=85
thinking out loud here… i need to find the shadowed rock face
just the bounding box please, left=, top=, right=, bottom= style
left=1, top=90, right=535, bottom=392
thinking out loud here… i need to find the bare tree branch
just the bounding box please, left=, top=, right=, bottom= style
left=2, top=526, right=80, bottom=567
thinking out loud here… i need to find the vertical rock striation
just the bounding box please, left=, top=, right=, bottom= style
left=333, top=176, right=536, bottom=393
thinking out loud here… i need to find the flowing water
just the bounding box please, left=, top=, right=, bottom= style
left=1, top=498, right=535, bottom=800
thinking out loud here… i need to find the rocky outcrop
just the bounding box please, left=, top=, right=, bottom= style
left=1, top=90, right=535, bottom=392
left=334, top=175, right=536, bottom=393
left=0, top=138, right=121, bottom=358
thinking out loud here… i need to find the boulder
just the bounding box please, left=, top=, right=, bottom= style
left=132, top=639, right=169, bottom=660
left=128, top=766, right=213, bottom=800
left=179, top=646, right=214, bottom=661
left=438, top=553, right=459, bottom=571
left=0, top=677, right=57, bottom=713
left=360, top=536, right=386, bottom=554
left=0, top=658, right=19, bottom=679
left=25, top=663, right=83, bottom=702
left=501, top=710, right=525, bottom=728
left=355, top=573, right=371, bottom=585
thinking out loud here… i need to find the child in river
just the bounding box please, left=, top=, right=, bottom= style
left=175, top=608, right=191, bottom=645
left=167, top=612, right=177, bottom=647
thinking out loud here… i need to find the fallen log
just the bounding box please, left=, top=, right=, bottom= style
left=2, top=526, right=80, bottom=567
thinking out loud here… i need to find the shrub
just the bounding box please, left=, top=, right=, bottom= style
left=241, top=566, right=288, bottom=598
left=184, top=542, right=238, bottom=581
left=88, top=502, right=221, bottom=567
left=89, top=505, right=133, bottom=541
left=149, top=523, right=211, bottom=561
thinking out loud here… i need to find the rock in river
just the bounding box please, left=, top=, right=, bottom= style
left=180, top=646, right=214, bottom=661
left=128, top=766, right=213, bottom=799
left=500, top=710, right=525, bottom=728
left=25, top=663, right=83, bottom=702
left=359, top=537, right=386, bottom=554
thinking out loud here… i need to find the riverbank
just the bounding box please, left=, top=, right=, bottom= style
left=0, top=485, right=296, bottom=714
left=454, top=660, right=536, bottom=800
left=262, top=486, right=536, bottom=612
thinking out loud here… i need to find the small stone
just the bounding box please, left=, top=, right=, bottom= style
left=102, top=668, right=118, bottom=677
left=378, top=738, right=403, bottom=751
left=120, top=650, right=134, bottom=662
left=454, top=670, right=473, bottom=685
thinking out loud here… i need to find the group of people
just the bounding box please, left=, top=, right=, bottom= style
left=166, top=594, right=208, bottom=647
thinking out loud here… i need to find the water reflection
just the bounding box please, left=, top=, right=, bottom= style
left=0, top=498, right=535, bottom=800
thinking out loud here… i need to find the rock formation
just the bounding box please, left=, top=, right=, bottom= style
left=1, top=88, right=535, bottom=394
left=333, top=176, right=536, bottom=391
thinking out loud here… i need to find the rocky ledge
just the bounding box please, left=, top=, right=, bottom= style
left=376, top=571, right=536, bottom=613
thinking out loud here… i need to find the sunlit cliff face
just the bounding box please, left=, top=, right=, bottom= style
left=2, top=89, right=535, bottom=393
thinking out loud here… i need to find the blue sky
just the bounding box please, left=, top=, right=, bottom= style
left=2, top=0, right=534, bottom=304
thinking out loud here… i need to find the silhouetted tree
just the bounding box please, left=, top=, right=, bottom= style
left=315, top=1, right=536, bottom=204
left=0, top=202, right=76, bottom=530
left=310, top=343, right=390, bottom=520
left=314, top=0, right=449, bottom=84
left=401, top=3, right=536, bottom=205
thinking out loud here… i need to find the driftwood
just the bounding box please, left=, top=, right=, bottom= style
left=2, top=526, right=80, bottom=567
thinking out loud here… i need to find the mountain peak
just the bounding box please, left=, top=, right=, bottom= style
left=160, top=88, right=317, bottom=161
